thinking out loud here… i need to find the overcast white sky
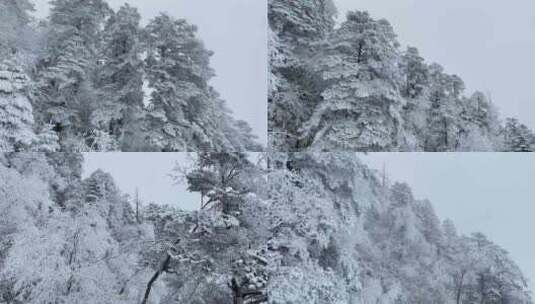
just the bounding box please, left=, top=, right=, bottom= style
left=83, top=152, right=261, bottom=211
left=335, top=0, right=535, bottom=130
left=32, top=0, right=267, bottom=146
left=361, top=153, right=535, bottom=294
left=84, top=153, right=201, bottom=210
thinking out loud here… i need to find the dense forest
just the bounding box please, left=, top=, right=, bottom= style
left=0, top=0, right=261, bottom=152
left=0, top=152, right=531, bottom=303
left=268, top=0, right=535, bottom=152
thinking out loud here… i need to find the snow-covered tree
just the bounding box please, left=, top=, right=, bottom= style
left=423, top=64, right=463, bottom=151
left=45, top=152, right=85, bottom=208
left=96, top=3, right=145, bottom=151
left=503, top=118, right=534, bottom=152
left=268, top=0, right=337, bottom=150
left=143, top=14, right=214, bottom=151
left=34, top=0, right=112, bottom=150
left=0, top=60, right=35, bottom=151
left=140, top=153, right=263, bottom=304
left=0, top=0, right=35, bottom=57
left=401, top=46, right=428, bottom=99
left=184, top=152, right=252, bottom=213
left=140, top=14, right=260, bottom=152
left=33, top=123, right=61, bottom=152
left=301, top=11, right=403, bottom=151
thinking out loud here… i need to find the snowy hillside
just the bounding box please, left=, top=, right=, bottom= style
left=0, top=152, right=269, bottom=304
left=268, top=0, right=535, bottom=152
left=265, top=153, right=533, bottom=303
left=0, top=152, right=531, bottom=303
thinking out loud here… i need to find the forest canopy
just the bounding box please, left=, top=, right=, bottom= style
left=0, top=0, right=261, bottom=152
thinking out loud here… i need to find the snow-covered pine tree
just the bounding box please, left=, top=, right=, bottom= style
left=0, top=60, right=36, bottom=151
left=44, top=152, right=85, bottom=209
left=34, top=0, right=112, bottom=150
left=266, top=153, right=368, bottom=303
left=398, top=46, right=430, bottom=150
left=233, top=120, right=264, bottom=152
left=268, top=0, right=337, bottom=150
left=183, top=152, right=253, bottom=215
left=0, top=0, right=35, bottom=57
left=423, top=64, right=463, bottom=151
left=142, top=15, right=260, bottom=152
left=301, top=11, right=403, bottom=151
left=143, top=14, right=215, bottom=151
left=503, top=118, right=535, bottom=152
left=458, top=232, right=532, bottom=304
left=84, top=170, right=108, bottom=203
left=140, top=153, right=262, bottom=303
left=400, top=47, right=429, bottom=100
left=463, top=92, right=493, bottom=131
left=96, top=4, right=145, bottom=151
left=455, top=91, right=500, bottom=151
left=33, top=123, right=61, bottom=152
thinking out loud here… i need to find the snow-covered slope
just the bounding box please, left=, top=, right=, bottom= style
left=265, top=153, right=533, bottom=303
left=0, top=153, right=154, bottom=303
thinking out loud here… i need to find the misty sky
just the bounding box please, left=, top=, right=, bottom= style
left=31, top=0, right=267, bottom=146
left=335, top=0, right=535, bottom=129
left=361, top=153, right=535, bottom=294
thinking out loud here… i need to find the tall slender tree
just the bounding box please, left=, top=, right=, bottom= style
left=0, top=0, right=35, bottom=57
left=0, top=60, right=35, bottom=151
left=96, top=4, right=145, bottom=151
left=35, top=0, right=111, bottom=150
left=268, top=0, right=337, bottom=150
left=144, top=14, right=215, bottom=151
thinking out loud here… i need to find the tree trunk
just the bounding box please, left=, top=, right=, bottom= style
left=443, top=118, right=449, bottom=148
left=141, top=254, right=171, bottom=304
left=479, top=273, right=486, bottom=304
left=456, top=272, right=465, bottom=304
left=231, top=278, right=244, bottom=304
left=357, top=42, right=364, bottom=64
